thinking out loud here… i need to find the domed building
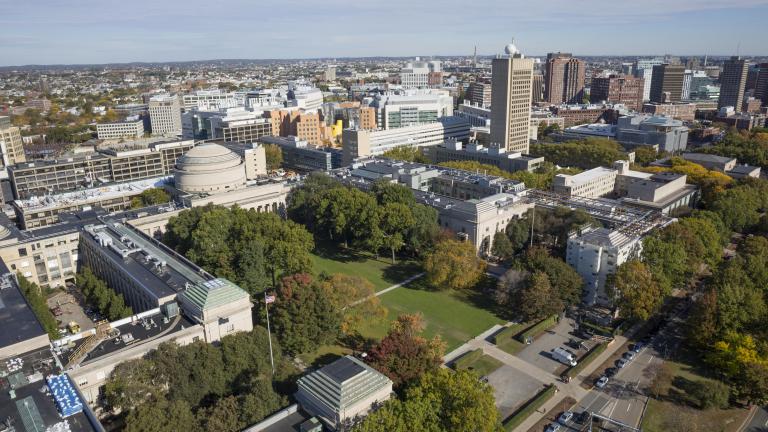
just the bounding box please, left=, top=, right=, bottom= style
left=174, top=143, right=247, bottom=194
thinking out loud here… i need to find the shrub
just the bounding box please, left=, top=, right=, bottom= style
left=502, top=384, right=557, bottom=431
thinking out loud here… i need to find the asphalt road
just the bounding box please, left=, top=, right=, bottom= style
left=744, top=406, right=768, bottom=432
left=561, top=302, right=690, bottom=431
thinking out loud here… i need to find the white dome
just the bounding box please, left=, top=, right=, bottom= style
left=174, top=143, right=247, bottom=194
left=504, top=43, right=519, bottom=56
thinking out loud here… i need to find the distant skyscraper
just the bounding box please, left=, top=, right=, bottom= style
left=590, top=75, right=644, bottom=111
left=755, top=64, right=768, bottom=106
left=532, top=73, right=544, bottom=104
left=633, top=58, right=664, bottom=101
left=466, top=82, right=492, bottom=108
left=0, top=115, right=27, bottom=168
left=490, top=42, right=534, bottom=153
left=325, top=65, right=337, bottom=81
left=718, top=56, right=749, bottom=111
left=682, top=70, right=693, bottom=100
left=148, top=94, right=182, bottom=136
left=649, top=64, right=685, bottom=103
left=544, top=52, right=585, bottom=104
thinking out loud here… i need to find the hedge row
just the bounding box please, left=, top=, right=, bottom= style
left=517, top=315, right=558, bottom=343
left=453, top=349, right=484, bottom=370
left=502, top=384, right=557, bottom=431
left=563, top=343, right=607, bottom=379
left=579, top=321, right=613, bottom=337
left=492, top=323, right=526, bottom=344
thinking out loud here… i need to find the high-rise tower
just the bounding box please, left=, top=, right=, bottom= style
left=490, top=42, right=534, bottom=153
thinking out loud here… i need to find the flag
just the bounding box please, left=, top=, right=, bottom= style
left=265, top=294, right=276, bottom=304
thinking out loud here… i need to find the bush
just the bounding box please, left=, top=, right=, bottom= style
left=564, top=343, right=606, bottom=379
left=691, top=380, right=730, bottom=409
left=453, top=349, right=484, bottom=370
left=579, top=321, right=613, bottom=337
left=492, top=323, right=527, bottom=344
left=17, top=275, right=60, bottom=340
left=502, top=384, right=557, bottom=431
left=517, top=315, right=558, bottom=343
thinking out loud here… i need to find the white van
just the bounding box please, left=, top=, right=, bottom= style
left=551, top=347, right=578, bottom=366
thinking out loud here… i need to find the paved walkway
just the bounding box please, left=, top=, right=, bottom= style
left=442, top=321, right=632, bottom=432
left=348, top=272, right=424, bottom=307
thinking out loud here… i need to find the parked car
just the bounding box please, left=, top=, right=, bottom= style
left=596, top=376, right=609, bottom=388
left=631, top=342, right=644, bottom=353
left=617, top=358, right=628, bottom=369
left=544, top=423, right=561, bottom=432
left=557, top=410, right=574, bottom=424
left=605, top=367, right=618, bottom=377
left=576, top=410, right=591, bottom=423
left=623, top=351, right=636, bottom=361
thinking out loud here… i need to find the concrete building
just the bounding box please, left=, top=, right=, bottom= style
left=148, top=94, right=182, bottom=136
left=544, top=52, right=586, bottom=104
left=549, top=103, right=623, bottom=127
left=641, top=102, right=696, bottom=121
left=715, top=108, right=767, bottom=130
left=466, top=81, right=492, bottom=108
left=553, top=166, right=618, bottom=199
left=682, top=69, right=693, bottom=100
left=288, top=86, right=324, bottom=112
left=182, top=90, right=247, bottom=110
left=532, top=72, right=545, bottom=103
left=590, top=75, right=644, bottom=111
left=26, top=98, right=52, bottom=113
left=338, top=159, right=531, bottom=252
left=295, top=355, right=392, bottom=431
left=456, top=102, right=491, bottom=127
left=615, top=115, right=689, bottom=152
left=173, top=143, right=249, bottom=194
left=633, top=58, right=664, bottom=101
left=490, top=43, right=535, bottom=153
left=399, top=58, right=441, bottom=89
left=718, top=56, right=749, bottom=111
left=342, top=117, right=470, bottom=164
left=0, top=115, right=27, bottom=175
left=96, top=119, right=145, bottom=140
left=567, top=226, right=643, bottom=305
left=259, top=135, right=337, bottom=172
left=679, top=153, right=760, bottom=178
left=427, top=139, right=544, bottom=173
left=755, top=63, right=768, bottom=106
left=8, top=140, right=193, bottom=200
left=209, top=107, right=273, bottom=143
left=650, top=64, right=686, bottom=103
left=365, top=89, right=454, bottom=129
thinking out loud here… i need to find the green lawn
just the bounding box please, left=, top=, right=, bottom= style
left=357, top=278, right=506, bottom=352
left=453, top=353, right=503, bottom=377
left=311, top=241, right=421, bottom=292
left=641, top=359, right=750, bottom=432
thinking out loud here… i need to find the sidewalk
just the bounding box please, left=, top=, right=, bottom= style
left=348, top=272, right=424, bottom=307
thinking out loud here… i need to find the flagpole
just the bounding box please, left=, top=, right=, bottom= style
left=265, top=291, right=275, bottom=375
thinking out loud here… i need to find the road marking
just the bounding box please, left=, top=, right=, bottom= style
left=764, top=418, right=768, bottom=427
left=627, top=403, right=632, bottom=412
left=647, top=355, right=654, bottom=363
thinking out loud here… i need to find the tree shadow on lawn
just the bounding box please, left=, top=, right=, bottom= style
left=404, top=275, right=513, bottom=321
left=666, top=375, right=699, bottom=408
left=381, top=260, right=422, bottom=284
left=313, top=240, right=370, bottom=263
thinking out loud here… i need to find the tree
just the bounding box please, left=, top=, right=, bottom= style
left=130, top=187, right=171, bottom=209
left=286, top=172, right=344, bottom=230
left=371, top=179, right=416, bottom=207
left=264, top=144, right=283, bottom=171
left=356, top=369, right=501, bottom=432
left=529, top=137, right=627, bottom=169
left=634, top=146, right=659, bottom=166
left=690, top=380, right=730, bottom=409
left=271, top=273, right=342, bottom=355
left=515, top=271, right=563, bottom=321
left=378, top=203, right=415, bottom=263
left=642, top=235, right=689, bottom=292
left=491, top=231, right=514, bottom=261
left=320, top=274, right=387, bottom=335
left=104, top=358, right=164, bottom=411
left=736, top=361, right=768, bottom=405
left=610, top=260, right=665, bottom=321
left=423, top=239, right=485, bottom=290
left=124, top=399, right=199, bottom=432
left=367, top=314, right=445, bottom=389
left=16, top=275, right=60, bottom=340
left=494, top=269, right=529, bottom=306
left=405, top=204, right=440, bottom=257
left=648, top=363, right=674, bottom=399
left=687, top=288, right=719, bottom=347
left=519, top=247, right=583, bottom=306
left=198, top=396, right=242, bottom=432
left=380, top=146, right=429, bottom=163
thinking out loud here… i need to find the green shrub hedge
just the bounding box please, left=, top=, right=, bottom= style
left=453, top=349, right=484, bottom=370
left=492, top=323, right=526, bottom=344
left=563, top=343, right=607, bottom=379
left=517, top=315, right=558, bottom=343
left=502, top=384, right=557, bottom=431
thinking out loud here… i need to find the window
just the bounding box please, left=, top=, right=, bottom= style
left=18, top=247, right=27, bottom=257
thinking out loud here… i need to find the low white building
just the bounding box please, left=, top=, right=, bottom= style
left=96, top=119, right=145, bottom=140
left=566, top=226, right=643, bottom=305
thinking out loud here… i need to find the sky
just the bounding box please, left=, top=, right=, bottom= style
left=1, top=0, right=767, bottom=66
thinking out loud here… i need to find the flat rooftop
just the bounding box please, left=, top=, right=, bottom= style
left=562, top=166, right=616, bottom=185
left=81, top=220, right=213, bottom=302
left=0, top=347, right=99, bottom=432
left=14, top=176, right=170, bottom=212
left=0, top=269, right=47, bottom=350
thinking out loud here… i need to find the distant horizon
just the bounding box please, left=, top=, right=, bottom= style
left=2, top=0, right=768, bottom=66
left=1, top=53, right=766, bottom=70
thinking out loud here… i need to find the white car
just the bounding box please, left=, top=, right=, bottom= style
left=596, top=376, right=609, bottom=388
left=558, top=410, right=574, bottom=424
left=545, top=424, right=561, bottom=432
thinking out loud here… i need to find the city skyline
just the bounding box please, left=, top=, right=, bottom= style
left=2, top=0, right=768, bottom=66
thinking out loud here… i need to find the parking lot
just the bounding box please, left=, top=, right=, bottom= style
left=516, top=317, right=591, bottom=375
left=46, top=290, right=95, bottom=335
left=488, top=364, right=547, bottom=419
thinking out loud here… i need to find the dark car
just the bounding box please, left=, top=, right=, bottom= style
left=575, top=410, right=591, bottom=423
left=605, top=367, right=618, bottom=377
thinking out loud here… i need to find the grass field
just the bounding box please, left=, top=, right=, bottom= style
left=357, top=277, right=506, bottom=352
left=453, top=353, right=504, bottom=377
left=641, top=359, right=750, bottom=432
left=310, top=240, right=421, bottom=292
